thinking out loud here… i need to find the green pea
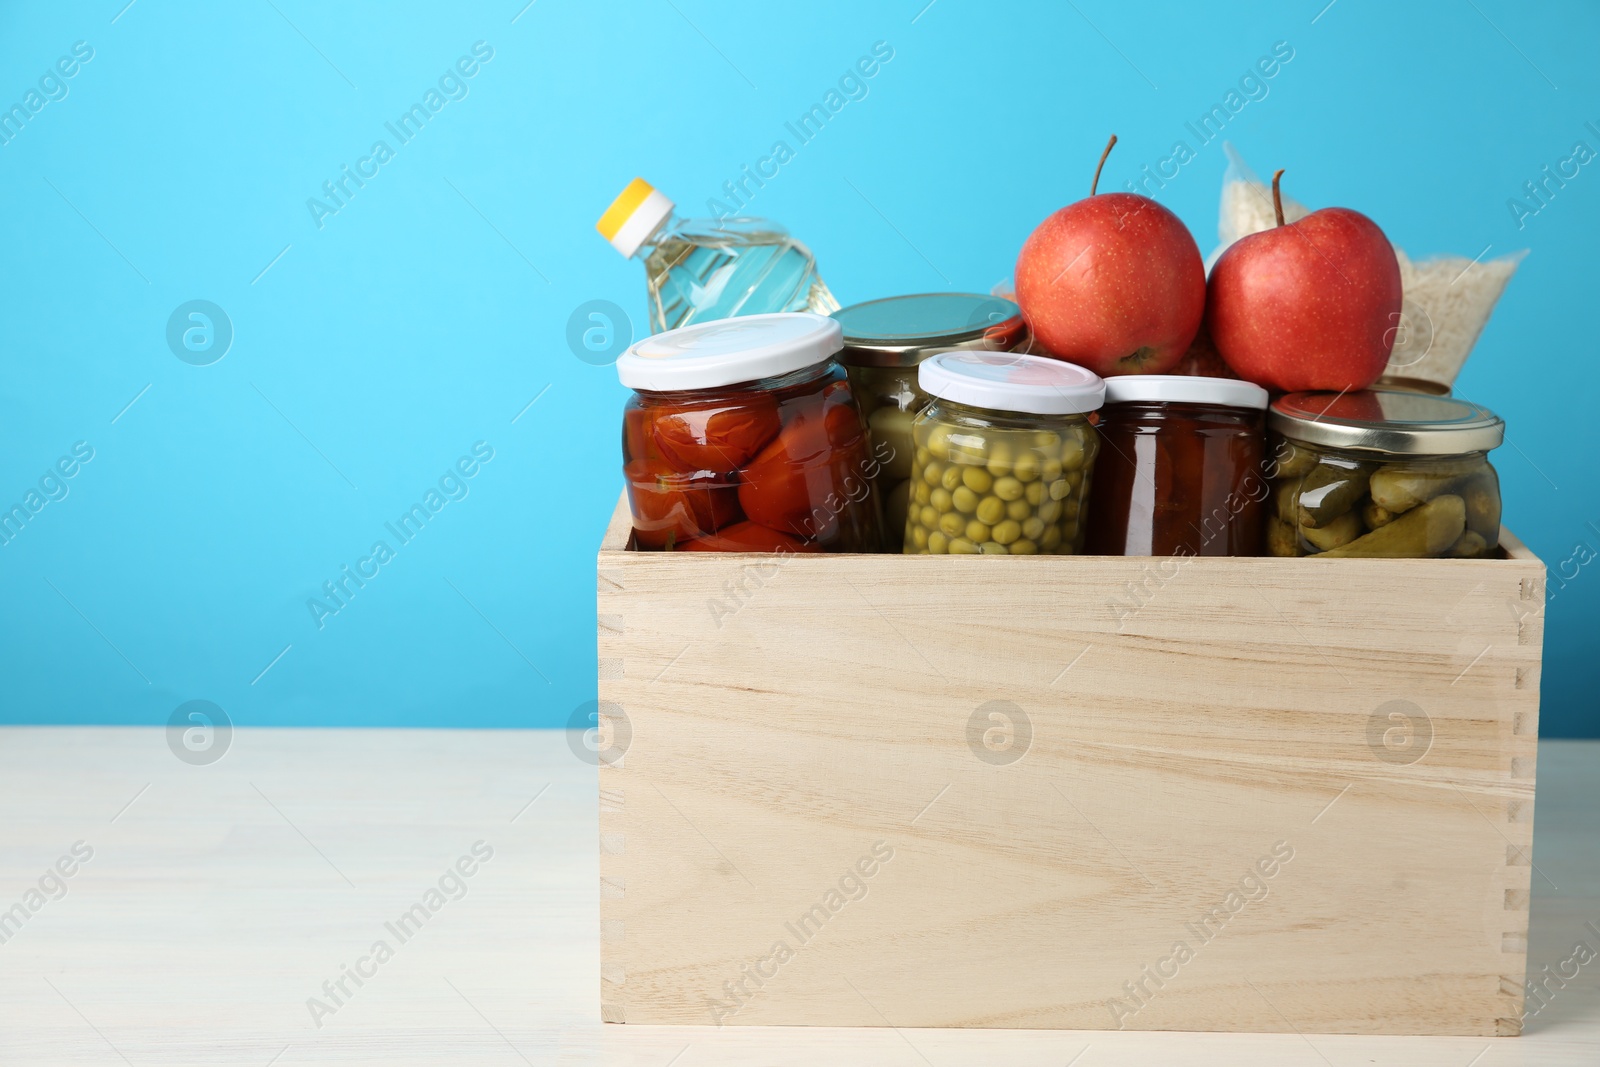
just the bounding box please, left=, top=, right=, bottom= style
left=1061, top=435, right=1085, bottom=472
left=922, top=461, right=944, bottom=486
left=1040, top=524, right=1062, bottom=549
left=939, top=511, right=966, bottom=538
left=993, top=476, right=1024, bottom=502
left=986, top=441, right=1014, bottom=478
left=1022, top=516, right=1046, bottom=541
left=978, top=541, right=1009, bottom=555
left=1009, top=538, right=1038, bottom=555
left=913, top=481, right=932, bottom=505
left=948, top=537, right=978, bottom=554
left=1025, top=481, right=1045, bottom=506
left=930, top=487, right=952, bottom=512
left=910, top=525, right=928, bottom=550
left=927, top=530, right=949, bottom=553
left=1005, top=498, right=1031, bottom=522
left=991, top=519, right=1022, bottom=545
left=926, top=424, right=953, bottom=460
left=965, top=519, right=991, bottom=543
left=962, top=466, right=993, bottom=493
left=914, top=446, right=931, bottom=468
left=1038, top=499, right=1062, bottom=524
left=1048, top=479, right=1071, bottom=501
left=1042, top=457, right=1063, bottom=480
left=954, top=485, right=982, bottom=514
left=919, top=505, right=939, bottom=529
left=975, top=495, right=1005, bottom=525
left=948, top=434, right=987, bottom=465
left=1012, top=450, right=1042, bottom=482
left=941, top=465, right=963, bottom=491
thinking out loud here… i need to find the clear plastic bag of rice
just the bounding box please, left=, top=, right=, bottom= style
left=1212, top=144, right=1311, bottom=266
left=1210, top=144, right=1523, bottom=393
left=1383, top=245, right=1525, bottom=393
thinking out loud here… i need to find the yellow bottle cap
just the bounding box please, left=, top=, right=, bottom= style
left=597, top=178, right=674, bottom=258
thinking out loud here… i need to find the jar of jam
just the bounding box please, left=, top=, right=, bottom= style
left=617, top=312, right=884, bottom=552
left=833, top=294, right=1025, bottom=549
left=1266, top=389, right=1505, bottom=558
left=904, top=352, right=1104, bottom=555
left=1084, top=376, right=1270, bottom=557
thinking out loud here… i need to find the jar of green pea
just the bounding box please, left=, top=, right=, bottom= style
left=905, top=351, right=1104, bottom=555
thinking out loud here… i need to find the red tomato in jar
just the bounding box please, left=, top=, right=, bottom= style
left=623, top=405, right=655, bottom=465
left=651, top=398, right=782, bottom=472
left=737, top=381, right=870, bottom=539
left=676, top=521, right=821, bottom=553
left=624, top=460, right=741, bottom=549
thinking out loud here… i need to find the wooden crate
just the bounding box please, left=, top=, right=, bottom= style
left=594, top=494, right=1545, bottom=1036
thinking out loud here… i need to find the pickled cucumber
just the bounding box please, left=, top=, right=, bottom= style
left=1362, top=500, right=1395, bottom=530
left=1271, top=440, right=1319, bottom=479
left=1296, top=463, right=1372, bottom=528
left=1301, top=510, right=1363, bottom=552
left=1273, top=483, right=1300, bottom=525
left=903, top=416, right=1098, bottom=555
left=1317, top=494, right=1467, bottom=559
left=1462, top=476, right=1501, bottom=543
left=1266, top=517, right=1299, bottom=557
left=1267, top=439, right=1501, bottom=559
left=866, top=406, right=915, bottom=480
left=1447, top=530, right=1489, bottom=558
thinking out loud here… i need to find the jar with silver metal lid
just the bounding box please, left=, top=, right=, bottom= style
left=1266, top=389, right=1505, bottom=559
left=833, top=294, right=1026, bottom=549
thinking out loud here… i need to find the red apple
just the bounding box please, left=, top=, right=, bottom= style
left=1015, top=135, right=1206, bottom=376
left=1207, top=169, right=1403, bottom=392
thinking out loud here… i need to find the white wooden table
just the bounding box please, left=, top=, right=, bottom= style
left=0, top=727, right=1594, bottom=1066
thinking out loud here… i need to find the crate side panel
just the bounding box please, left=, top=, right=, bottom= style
left=601, top=551, right=1540, bottom=1034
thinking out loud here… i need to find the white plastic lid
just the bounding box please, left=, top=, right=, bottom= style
left=918, top=351, right=1106, bottom=416
left=616, top=312, right=844, bottom=391
left=1103, top=375, right=1269, bottom=410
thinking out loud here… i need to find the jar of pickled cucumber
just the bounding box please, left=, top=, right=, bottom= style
left=833, top=294, right=1025, bottom=550
left=617, top=313, right=884, bottom=553
left=1266, top=389, right=1505, bottom=559
left=904, top=352, right=1104, bottom=555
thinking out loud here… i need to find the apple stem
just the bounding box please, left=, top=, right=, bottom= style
left=1092, top=134, right=1117, bottom=196
left=1271, top=168, right=1286, bottom=227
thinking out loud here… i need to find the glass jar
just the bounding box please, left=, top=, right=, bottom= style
left=903, top=352, right=1104, bottom=555
left=833, top=294, right=1025, bottom=549
left=617, top=313, right=884, bottom=552
left=1266, top=389, right=1505, bottom=558
left=1085, top=376, right=1270, bottom=557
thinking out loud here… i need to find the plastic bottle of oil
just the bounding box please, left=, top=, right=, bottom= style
left=597, top=178, right=838, bottom=334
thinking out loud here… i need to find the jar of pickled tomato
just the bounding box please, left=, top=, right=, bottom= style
left=1084, top=375, right=1270, bottom=557
left=904, top=352, right=1104, bottom=555
left=617, top=313, right=885, bottom=552
left=833, top=293, right=1026, bottom=549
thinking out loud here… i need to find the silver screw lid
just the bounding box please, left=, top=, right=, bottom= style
left=1270, top=388, right=1505, bottom=455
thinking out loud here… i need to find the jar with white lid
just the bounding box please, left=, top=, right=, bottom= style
left=1266, top=389, right=1505, bottom=558
left=1084, top=375, right=1270, bottom=557
left=903, top=352, right=1105, bottom=555
left=833, top=293, right=1026, bottom=549
left=616, top=312, right=884, bottom=553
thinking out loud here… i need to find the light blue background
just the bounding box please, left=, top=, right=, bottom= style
left=0, top=1, right=1594, bottom=735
